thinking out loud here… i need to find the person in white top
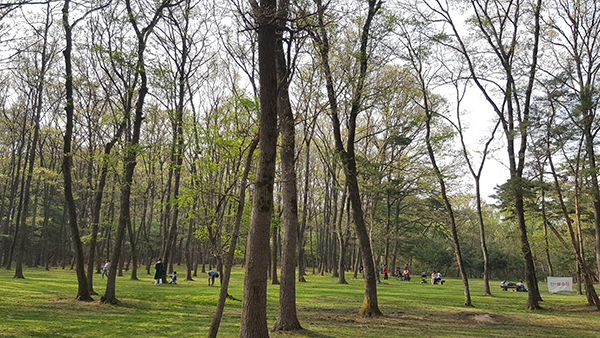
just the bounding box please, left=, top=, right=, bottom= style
left=102, top=260, right=110, bottom=279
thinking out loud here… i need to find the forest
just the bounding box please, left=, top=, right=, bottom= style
left=1, top=0, right=600, bottom=334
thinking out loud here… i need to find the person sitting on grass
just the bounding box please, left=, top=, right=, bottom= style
left=169, top=271, right=177, bottom=285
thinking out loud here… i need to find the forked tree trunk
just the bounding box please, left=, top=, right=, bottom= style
left=102, top=0, right=171, bottom=304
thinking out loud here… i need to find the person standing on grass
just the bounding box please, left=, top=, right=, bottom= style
left=383, top=265, right=388, bottom=280
left=154, top=258, right=165, bottom=285
left=208, top=270, right=219, bottom=286
left=101, top=260, right=110, bottom=279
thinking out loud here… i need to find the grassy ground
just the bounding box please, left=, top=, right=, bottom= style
left=0, top=267, right=598, bottom=337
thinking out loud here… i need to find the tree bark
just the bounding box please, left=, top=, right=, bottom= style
left=61, top=0, right=93, bottom=301
left=272, top=0, right=302, bottom=327
left=239, top=0, right=278, bottom=335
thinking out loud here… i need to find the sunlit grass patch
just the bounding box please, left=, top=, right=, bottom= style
left=1, top=267, right=599, bottom=337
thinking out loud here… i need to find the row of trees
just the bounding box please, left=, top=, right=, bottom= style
left=1, top=0, right=600, bottom=334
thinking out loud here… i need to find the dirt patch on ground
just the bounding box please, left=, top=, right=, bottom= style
left=455, top=311, right=503, bottom=324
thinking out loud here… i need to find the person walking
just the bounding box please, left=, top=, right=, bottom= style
left=101, top=260, right=110, bottom=279
left=154, top=258, right=165, bottom=285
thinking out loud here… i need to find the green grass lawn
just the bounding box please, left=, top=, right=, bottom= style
left=0, top=267, right=598, bottom=337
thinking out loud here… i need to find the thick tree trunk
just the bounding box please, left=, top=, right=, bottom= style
left=239, top=1, right=278, bottom=336
left=584, top=124, right=600, bottom=282
left=540, top=186, right=553, bottom=278
left=273, top=44, right=304, bottom=326
left=185, top=210, right=195, bottom=281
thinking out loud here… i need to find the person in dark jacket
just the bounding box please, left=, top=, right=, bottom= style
left=154, top=258, right=165, bottom=285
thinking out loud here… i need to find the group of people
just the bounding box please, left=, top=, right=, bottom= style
left=152, top=258, right=179, bottom=285
left=501, top=280, right=527, bottom=292
left=110, top=257, right=444, bottom=288
left=431, top=271, right=444, bottom=285
left=382, top=264, right=410, bottom=281
left=152, top=258, right=219, bottom=286
left=383, top=264, right=443, bottom=285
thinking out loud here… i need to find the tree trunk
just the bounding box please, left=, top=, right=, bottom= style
left=61, top=0, right=93, bottom=301
left=475, top=181, right=491, bottom=296
left=270, top=220, right=279, bottom=285
left=13, top=2, right=54, bottom=278
left=314, top=0, right=383, bottom=317
left=126, top=217, right=138, bottom=280
left=102, top=0, right=170, bottom=303
left=337, top=186, right=349, bottom=284
left=298, top=131, right=312, bottom=282
left=546, top=112, right=600, bottom=309
left=239, top=0, right=278, bottom=335
left=273, top=68, right=304, bottom=323
left=207, top=138, right=257, bottom=338
left=424, top=106, right=472, bottom=307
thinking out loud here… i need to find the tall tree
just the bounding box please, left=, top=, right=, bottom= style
left=452, top=78, right=499, bottom=296
left=239, top=0, right=279, bottom=335
left=156, top=0, right=210, bottom=284
left=546, top=0, right=600, bottom=281
left=272, top=0, right=302, bottom=331
left=208, top=137, right=258, bottom=338
left=395, top=14, right=472, bottom=306
left=424, top=0, right=544, bottom=309
left=12, top=0, right=56, bottom=279
left=61, top=0, right=106, bottom=301
left=102, top=0, right=174, bottom=304
left=544, top=95, right=600, bottom=309
left=312, top=0, right=383, bottom=317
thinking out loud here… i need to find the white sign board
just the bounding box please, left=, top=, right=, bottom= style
left=547, top=277, right=573, bottom=292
